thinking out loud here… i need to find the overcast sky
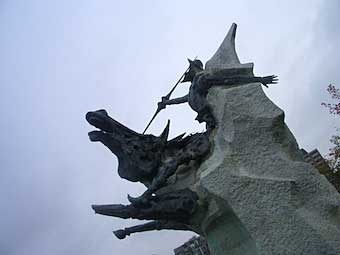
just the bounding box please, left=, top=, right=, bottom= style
left=1, top=0, right=340, bottom=254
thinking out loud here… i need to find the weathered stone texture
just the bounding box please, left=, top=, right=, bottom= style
left=196, top=83, right=340, bottom=255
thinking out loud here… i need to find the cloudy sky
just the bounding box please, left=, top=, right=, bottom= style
left=1, top=0, right=339, bottom=254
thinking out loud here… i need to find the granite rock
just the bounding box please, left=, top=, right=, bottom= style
left=195, top=83, right=340, bottom=255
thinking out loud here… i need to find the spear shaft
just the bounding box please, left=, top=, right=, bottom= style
left=142, top=60, right=194, bottom=134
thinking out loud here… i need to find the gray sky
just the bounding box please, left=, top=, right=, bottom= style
left=1, top=0, right=339, bottom=254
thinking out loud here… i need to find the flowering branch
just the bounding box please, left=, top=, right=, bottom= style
left=321, top=84, right=340, bottom=115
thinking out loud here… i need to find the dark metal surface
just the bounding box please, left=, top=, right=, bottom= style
left=87, top=110, right=210, bottom=238
left=86, top=59, right=277, bottom=239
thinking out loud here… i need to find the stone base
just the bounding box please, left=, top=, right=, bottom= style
left=194, top=84, right=340, bottom=255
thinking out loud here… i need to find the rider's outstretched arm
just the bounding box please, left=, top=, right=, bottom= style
left=164, top=94, right=189, bottom=106
left=196, top=70, right=278, bottom=89
left=200, top=74, right=278, bottom=88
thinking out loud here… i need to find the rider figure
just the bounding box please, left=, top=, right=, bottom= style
left=158, top=59, right=278, bottom=129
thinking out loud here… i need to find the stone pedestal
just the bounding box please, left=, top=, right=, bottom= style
left=195, top=83, right=340, bottom=255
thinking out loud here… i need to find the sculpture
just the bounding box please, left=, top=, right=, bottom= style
left=87, top=23, right=277, bottom=238
left=151, top=58, right=277, bottom=131
left=87, top=23, right=340, bottom=255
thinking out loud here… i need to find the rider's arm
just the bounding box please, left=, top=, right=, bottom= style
left=165, top=94, right=189, bottom=105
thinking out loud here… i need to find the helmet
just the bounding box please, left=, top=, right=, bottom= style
left=188, top=59, right=203, bottom=69
left=182, top=58, right=203, bottom=83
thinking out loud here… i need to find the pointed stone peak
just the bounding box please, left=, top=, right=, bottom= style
left=205, top=23, right=252, bottom=71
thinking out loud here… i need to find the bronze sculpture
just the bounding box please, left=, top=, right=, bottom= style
left=87, top=23, right=277, bottom=239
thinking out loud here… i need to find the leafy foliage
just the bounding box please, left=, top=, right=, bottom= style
left=321, top=84, right=340, bottom=115
left=321, top=84, right=340, bottom=192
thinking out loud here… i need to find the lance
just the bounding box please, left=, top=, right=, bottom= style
left=142, top=57, right=197, bottom=134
